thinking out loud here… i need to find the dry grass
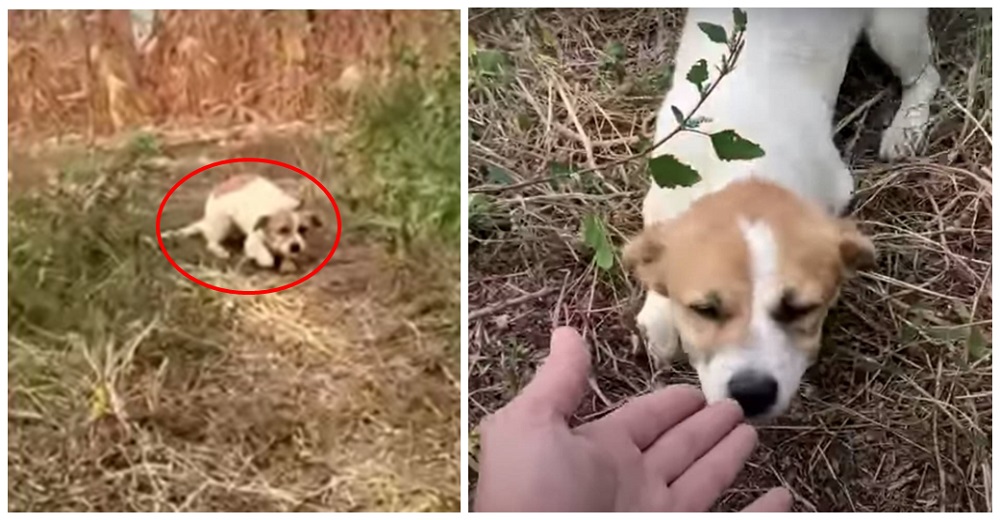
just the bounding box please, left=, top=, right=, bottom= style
left=468, top=8, right=991, bottom=512
left=9, top=16, right=461, bottom=507
left=8, top=130, right=461, bottom=512
left=8, top=10, right=458, bottom=139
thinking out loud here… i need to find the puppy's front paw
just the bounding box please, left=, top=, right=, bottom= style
left=253, top=254, right=275, bottom=268
left=879, top=69, right=940, bottom=161
left=879, top=107, right=931, bottom=161
left=277, top=258, right=298, bottom=274
left=636, top=298, right=681, bottom=368
left=207, top=243, right=231, bottom=259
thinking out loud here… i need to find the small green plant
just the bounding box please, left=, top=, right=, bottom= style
left=469, top=35, right=512, bottom=92
left=600, top=40, right=628, bottom=82
left=127, top=130, right=161, bottom=159
left=9, top=165, right=207, bottom=338
left=468, top=192, right=497, bottom=238
left=9, top=160, right=229, bottom=428
left=351, top=50, right=461, bottom=250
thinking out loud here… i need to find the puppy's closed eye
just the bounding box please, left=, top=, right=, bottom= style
left=689, top=302, right=725, bottom=321
left=687, top=292, right=727, bottom=322
left=772, top=293, right=820, bottom=323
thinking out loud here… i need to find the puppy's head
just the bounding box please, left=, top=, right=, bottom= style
left=624, top=179, right=874, bottom=418
left=254, top=209, right=323, bottom=259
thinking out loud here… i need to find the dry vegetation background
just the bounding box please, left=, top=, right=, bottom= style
left=9, top=10, right=450, bottom=139
left=9, top=10, right=460, bottom=511
left=468, top=8, right=991, bottom=512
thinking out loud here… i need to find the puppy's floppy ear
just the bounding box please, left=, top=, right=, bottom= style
left=837, top=219, right=876, bottom=275
left=623, top=226, right=669, bottom=295
left=254, top=215, right=270, bottom=231
left=306, top=211, right=323, bottom=228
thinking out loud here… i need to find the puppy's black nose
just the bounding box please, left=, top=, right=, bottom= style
left=727, top=371, right=778, bottom=417
left=290, top=243, right=301, bottom=253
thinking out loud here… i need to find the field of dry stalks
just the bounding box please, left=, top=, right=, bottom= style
left=9, top=10, right=460, bottom=512
left=468, top=8, right=991, bottom=512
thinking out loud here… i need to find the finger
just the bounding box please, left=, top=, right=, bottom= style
left=644, top=399, right=744, bottom=484
left=515, top=326, right=592, bottom=418
left=741, top=487, right=793, bottom=512
left=668, top=424, right=758, bottom=512
left=589, top=384, right=706, bottom=450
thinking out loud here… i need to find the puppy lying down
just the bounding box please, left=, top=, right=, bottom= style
left=163, top=174, right=322, bottom=273
left=625, top=8, right=939, bottom=419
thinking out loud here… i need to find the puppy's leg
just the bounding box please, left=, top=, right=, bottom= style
left=636, top=290, right=681, bottom=368
left=200, top=216, right=234, bottom=259
left=244, top=232, right=276, bottom=268
left=161, top=220, right=204, bottom=240
left=867, top=8, right=941, bottom=160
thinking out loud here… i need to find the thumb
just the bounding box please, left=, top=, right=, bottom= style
left=741, top=487, right=793, bottom=512
left=515, top=326, right=592, bottom=418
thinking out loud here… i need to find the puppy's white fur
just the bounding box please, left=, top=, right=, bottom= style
left=163, top=174, right=313, bottom=270
left=636, top=8, right=939, bottom=416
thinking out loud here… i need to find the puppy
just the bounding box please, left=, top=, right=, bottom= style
left=163, top=174, right=322, bottom=272
left=625, top=9, right=939, bottom=418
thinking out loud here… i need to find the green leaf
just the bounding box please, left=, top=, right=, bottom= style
left=549, top=161, right=575, bottom=177
left=926, top=326, right=970, bottom=342
left=710, top=130, right=765, bottom=161
left=595, top=246, right=614, bottom=270
left=604, top=41, right=626, bottom=62
left=655, top=63, right=675, bottom=91
left=582, top=214, right=604, bottom=250
left=670, top=105, right=685, bottom=125
left=486, top=165, right=514, bottom=185
left=540, top=26, right=558, bottom=49
left=468, top=194, right=493, bottom=227
left=733, top=8, right=748, bottom=32
left=548, top=161, right=575, bottom=188
left=697, top=22, right=728, bottom=44
left=516, top=113, right=534, bottom=131
left=468, top=35, right=478, bottom=60
left=469, top=193, right=488, bottom=212
left=649, top=154, right=702, bottom=188
left=967, top=326, right=990, bottom=361
left=582, top=214, right=614, bottom=271
left=686, top=59, right=708, bottom=92
left=476, top=49, right=507, bottom=76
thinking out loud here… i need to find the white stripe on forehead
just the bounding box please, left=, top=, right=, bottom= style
left=735, top=216, right=811, bottom=415
left=738, top=217, right=781, bottom=337
left=739, top=218, right=779, bottom=297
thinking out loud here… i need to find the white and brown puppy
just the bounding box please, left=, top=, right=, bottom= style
left=626, top=9, right=939, bottom=418
left=163, top=174, right=322, bottom=272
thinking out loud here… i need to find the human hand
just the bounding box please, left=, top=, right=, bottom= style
left=474, top=326, right=792, bottom=512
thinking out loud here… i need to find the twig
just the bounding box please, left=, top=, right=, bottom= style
left=942, top=87, right=993, bottom=148
left=470, top=286, right=557, bottom=320
left=554, top=122, right=642, bottom=148
left=835, top=87, right=891, bottom=134
left=554, top=78, right=597, bottom=170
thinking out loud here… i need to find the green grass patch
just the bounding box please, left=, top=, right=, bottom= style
left=348, top=52, right=461, bottom=251
left=8, top=156, right=228, bottom=421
